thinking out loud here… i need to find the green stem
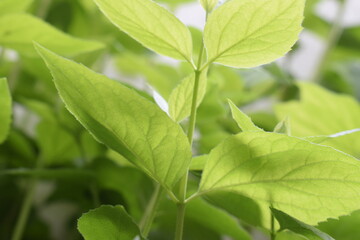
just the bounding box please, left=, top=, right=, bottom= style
left=270, top=210, right=276, bottom=240
left=174, top=12, right=209, bottom=240
left=311, top=1, right=345, bottom=83
left=139, top=184, right=163, bottom=238
left=11, top=157, right=44, bottom=240
left=174, top=203, right=186, bottom=240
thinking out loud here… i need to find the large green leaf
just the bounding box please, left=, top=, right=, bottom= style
left=93, top=0, right=193, bottom=62
left=0, top=0, right=33, bottom=16
left=35, top=44, right=192, bottom=191
left=203, top=0, right=304, bottom=68
left=0, top=78, right=11, bottom=144
left=0, top=14, right=104, bottom=57
left=275, top=83, right=360, bottom=158
left=199, top=131, right=360, bottom=225
left=168, top=71, right=207, bottom=122
left=78, top=205, right=141, bottom=240
left=271, top=207, right=334, bottom=240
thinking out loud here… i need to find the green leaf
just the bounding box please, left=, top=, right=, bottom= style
left=0, top=14, right=104, bottom=57
left=203, top=0, right=305, bottom=68
left=189, top=155, right=207, bottom=171
left=36, top=121, right=80, bottom=166
left=35, top=44, right=192, bottom=191
left=228, top=99, right=263, bottom=132
left=186, top=198, right=251, bottom=240
left=274, top=117, right=291, bottom=135
left=93, top=0, right=193, bottom=62
left=275, top=83, right=360, bottom=158
left=199, top=131, right=360, bottom=225
left=271, top=207, right=334, bottom=240
left=78, top=205, right=141, bottom=240
left=200, top=0, right=218, bottom=12
left=0, top=78, right=11, bottom=144
left=169, top=71, right=207, bottom=122
left=0, top=0, right=33, bottom=16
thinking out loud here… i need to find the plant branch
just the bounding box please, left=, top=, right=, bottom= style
left=139, top=184, right=163, bottom=238
left=310, top=1, right=346, bottom=83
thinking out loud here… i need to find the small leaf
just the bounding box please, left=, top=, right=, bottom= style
left=78, top=205, right=141, bottom=240
left=271, top=207, right=334, bottom=240
left=0, top=14, right=104, bottom=57
left=0, top=78, right=12, bottom=144
left=190, top=155, right=207, bottom=171
left=200, top=0, right=218, bottom=12
left=204, top=0, right=305, bottom=68
left=169, top=71, right=207, bottom=122
left=199, top=131, right=360, bottom=225
left=35, top=44, right=192, bottom=191
left=93, top=0, right=193, bottom=61
left=228, top=99, right=262, bottom=132
left=274, top=117, right=291, bottom=135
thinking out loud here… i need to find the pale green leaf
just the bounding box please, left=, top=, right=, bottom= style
left=0, top=0, right=33, bottom=16
left=169, top=71, right=207, bottom=122
left=199, top=131, right=360, bottom=225
left=190, top=155, right=207, bottom=171
left=200, top=0, right=218, bottom=12
left=0, top=14, right=104, bottom=57
left=275, top=83, right=360, bottom=158
left=78, top=205, right=141, bottom=240
left=93, top=0, right=193, bottom=61
left=0, top=78, right=11, bottom=144
left=271, top=207, right=334, bottom=240
left=204, top=0, right=305, bottom=68
left=274, top=117, right=291, bottom=135
left=35, top=44, right=192, bottom=191
left=228, top=99, right=263, bottom=132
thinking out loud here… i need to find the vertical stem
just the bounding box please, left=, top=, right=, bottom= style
left=139, top=184, right=163, bottom=238
left=174, top=203, right=186, bottom=240
left=270, top=210, right=276, bottom=240
left=11, top=157, right=44, bottom=240
left=174, top=13, right=209, bottom=240
left=311, top=0, right=346, bottom=83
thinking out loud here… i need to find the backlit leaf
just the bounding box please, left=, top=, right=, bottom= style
left=228, top=99, right=263, bottom=132
left=0, top=0, right=33, bottom=16
left=204, top=0, right=305, bottom=68
left=36, top=44, right=192, bottom=191
left=93, top=0, right=193, bottom=61
left=200, top=0, right=218, bottom=12
left=199, top=131, right=360, bottom=225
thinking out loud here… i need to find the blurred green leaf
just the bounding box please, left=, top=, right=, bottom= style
left=0, top=78, right=11, bottom=144
left=78, top=205, right=142, bottom=240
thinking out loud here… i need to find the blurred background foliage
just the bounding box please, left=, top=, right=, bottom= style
left=0, top=0, right=359, bottom=239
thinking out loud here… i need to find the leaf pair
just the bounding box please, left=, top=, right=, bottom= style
left=94, top=0, right=305, bottom=68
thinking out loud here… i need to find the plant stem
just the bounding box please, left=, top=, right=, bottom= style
left=11, top=157, right=44, bottom=240
left=270, top=210, right=276, bottom=240
left=310, top=0, right=346, bottom=83
left=174, top=13, right=209, bottom=240
left=139, top=184, right=163, bottom=238
left=174, top=203, right=186, bottom=240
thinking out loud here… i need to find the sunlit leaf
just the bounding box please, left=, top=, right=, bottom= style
left=204, top=0, right=304, bottom=68
left=36, top=44, right=192, bottom=191
left=0, top=78, right=11, bottom=144
left=93, top=0, right=193, bottom=61
left=228, top=99, right=263, bottom=132
left=199, top=131, right=360, bottom=225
